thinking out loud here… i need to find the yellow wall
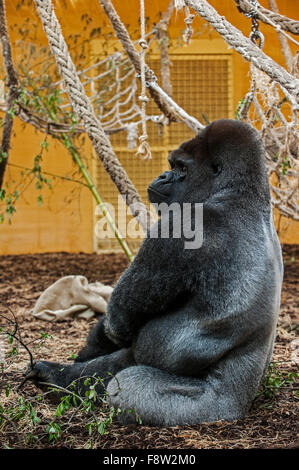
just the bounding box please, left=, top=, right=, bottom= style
left=0, top=0, right=298, bottom=254
left=0, top=125, right=94, bottom=254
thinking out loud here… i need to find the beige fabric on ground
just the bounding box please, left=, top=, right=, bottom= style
left=32, top=275, right=113, bottom=321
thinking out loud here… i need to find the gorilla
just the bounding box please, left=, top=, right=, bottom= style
left=26, top=119, right=283, bottom=426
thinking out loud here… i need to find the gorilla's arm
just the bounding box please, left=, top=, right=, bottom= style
left=104, top=234, right=190, bottom=347
left=104, top=207, right=225, bottom=347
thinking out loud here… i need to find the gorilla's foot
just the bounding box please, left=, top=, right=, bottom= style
left=24, top=361, right=76, bottom=402
left=25, top=360, right=108, bottom=403
left=24, top=348, right=135, bottom=401
left=107, top=375, right=140, bottom=425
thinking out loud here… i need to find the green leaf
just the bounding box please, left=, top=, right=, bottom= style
left=37, top=194, right=43, bottom=206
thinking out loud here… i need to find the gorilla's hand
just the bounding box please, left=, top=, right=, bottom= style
left=24, top=361, right=67, bottom=392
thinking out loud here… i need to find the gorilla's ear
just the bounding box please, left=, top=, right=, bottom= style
left=206, top=119, right=260, bottom=155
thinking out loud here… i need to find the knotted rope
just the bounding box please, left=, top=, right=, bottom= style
left=136, top=0, right=152, bottom=160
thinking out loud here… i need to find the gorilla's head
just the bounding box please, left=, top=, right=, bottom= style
left=148, top=119, right=270, bottom=207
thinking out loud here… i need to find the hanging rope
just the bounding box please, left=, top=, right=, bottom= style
left=33, top=0, right=152, bottom=230
left=235, top=1, right=298, bottom=221
left=183, top=6, right=195, bottom=44
left=174, top=0, right=195, bottom=44
left=155, top=0, right=174, bottom=98
left=237, top=62, right=256, bottom=120
left=136, top=0, right=152, bottom=160
left=0, top=0, right=19, bottom=190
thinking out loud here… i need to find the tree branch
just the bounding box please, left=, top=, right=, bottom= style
left=155, top=0, right=174, bottom=98
left=268, top=0, right=293, bottom=72
left=0, top=0, right=20, bottom=190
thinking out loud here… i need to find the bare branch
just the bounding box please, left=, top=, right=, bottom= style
left=268, top=0, right=293, bottom=72
left=155, top=0, right=174, bottom=98
left=0, top=305, right=35, bottom=368
left=0, top=0, right=20, bottom=190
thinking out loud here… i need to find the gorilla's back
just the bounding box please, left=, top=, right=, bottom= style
left=261, top=214, right=283, bottom=373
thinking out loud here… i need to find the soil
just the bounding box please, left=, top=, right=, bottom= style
left=0, top=246, right=298, bottom=449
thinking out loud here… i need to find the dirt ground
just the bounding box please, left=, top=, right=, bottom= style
left=0, top=247, right=298, bottom=449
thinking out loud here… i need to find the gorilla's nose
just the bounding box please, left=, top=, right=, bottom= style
left=157, top=171, right=172, bottom=182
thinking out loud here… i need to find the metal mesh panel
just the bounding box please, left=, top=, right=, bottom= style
left=168, top=57, right=230, bottom=145
left=94, top=54, right=232, bottom=251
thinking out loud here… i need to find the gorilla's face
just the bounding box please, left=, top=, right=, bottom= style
left=147, top=119, right=268, bottom=206
left=147, top=121, right=227, bottom=205
left=147, top=150, right=221, bottom=205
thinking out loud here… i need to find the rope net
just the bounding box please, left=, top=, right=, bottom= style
left=31, top=51, right=160, bottom=149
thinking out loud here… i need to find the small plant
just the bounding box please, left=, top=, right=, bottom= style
left=235, top=97, right=246, bottom=120
left=0, top=373, right=120, bottom=447
left=39, top=376, right=119, bottom=445
left=46, top=421, right=61, bottom=443
left=257, top=362, right=299, bottom=407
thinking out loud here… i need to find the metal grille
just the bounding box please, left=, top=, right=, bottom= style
left=168, top=57, right=231, bottom=144
left=94, top=54, right=233, bottom=251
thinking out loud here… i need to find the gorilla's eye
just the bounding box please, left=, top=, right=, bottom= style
left=180, top=165, right=187, bottom=174
left=176, top=162, right=187, bottom=174
left=212, top=163, right=222, bottom=176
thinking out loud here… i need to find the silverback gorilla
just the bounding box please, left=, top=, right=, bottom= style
left=26, top=119, right=283, bottom=426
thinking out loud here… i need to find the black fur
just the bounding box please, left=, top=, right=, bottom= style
left=26, top=119, right=283, bottom=426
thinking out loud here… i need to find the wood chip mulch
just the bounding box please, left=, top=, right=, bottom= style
left=0, top=246, right=298, bottom=449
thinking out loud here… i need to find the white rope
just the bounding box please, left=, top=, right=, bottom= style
left=183, top=6, right=195, bottom=44
left=126, top=122, right=139, bottom=149
left=27, top=50, right=162, bottom=145
left=246, top=67, right=299, bottom=220
left=136, top=0, right=152, bottom=160
left=174, top=0, right=185, bottom=10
